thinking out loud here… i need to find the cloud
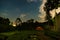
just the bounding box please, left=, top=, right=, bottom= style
left=20, top=14, right=27, bottom=18
left=0, top=10, right=9, bottom=17
left=0, top=12, right=8, bottom=17
left=20, top=14, right=27, bottom=22
left=38, top=0, right=47, bottom=22
left=38, top=14, right=47, bottom=22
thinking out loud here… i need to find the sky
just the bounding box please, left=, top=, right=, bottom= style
left=0, top=0, right=42, bottom=22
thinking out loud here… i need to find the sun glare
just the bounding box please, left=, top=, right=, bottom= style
left=13, top=24, right=16, bottom=27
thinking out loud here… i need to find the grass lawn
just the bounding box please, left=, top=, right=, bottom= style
left=0, top=30, right=60, bottom=40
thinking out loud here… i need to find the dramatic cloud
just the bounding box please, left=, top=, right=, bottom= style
left=38, top=0, right=47, bottom=22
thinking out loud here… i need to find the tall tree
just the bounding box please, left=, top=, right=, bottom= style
left=44, top=0, right=60, bottom=31
left=15, top=18, right=22, bottom=26
left=45, top=0, right=60, bottom=20
left=4, top=18, right=10, bottom=25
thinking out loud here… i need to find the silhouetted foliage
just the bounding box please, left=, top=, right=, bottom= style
left=43, top=0, right=60, bottom=30
left=0, top=17, right=16, bottom=32
left=17, top=19, right=35, bottom=30
left=0, top=17, right=10, bottom=25
left=15, top=18, right=22, bottom=30
left=45, top=0, right=60, bottom=20
left=16, top=18, right=22, bottom=26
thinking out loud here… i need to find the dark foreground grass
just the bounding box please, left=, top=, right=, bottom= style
left=0, top=30, right=60, bottom=40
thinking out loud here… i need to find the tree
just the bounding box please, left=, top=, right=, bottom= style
left=0, top=17, right=4, bottom=24
left=15, top=18, right=22, bottom=30
left=45, top=0, right=60, bottom=20
left=27, top=19, right=34, bottom=23
left=4, top=18, right=10, bottom=25
left=0, top=17, right=10, bottom=25
left=26, top=19, right=35, bottom=30
left=44, top=0, right=60, bottom=31
left=15, top=18, right=22, bottom=26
